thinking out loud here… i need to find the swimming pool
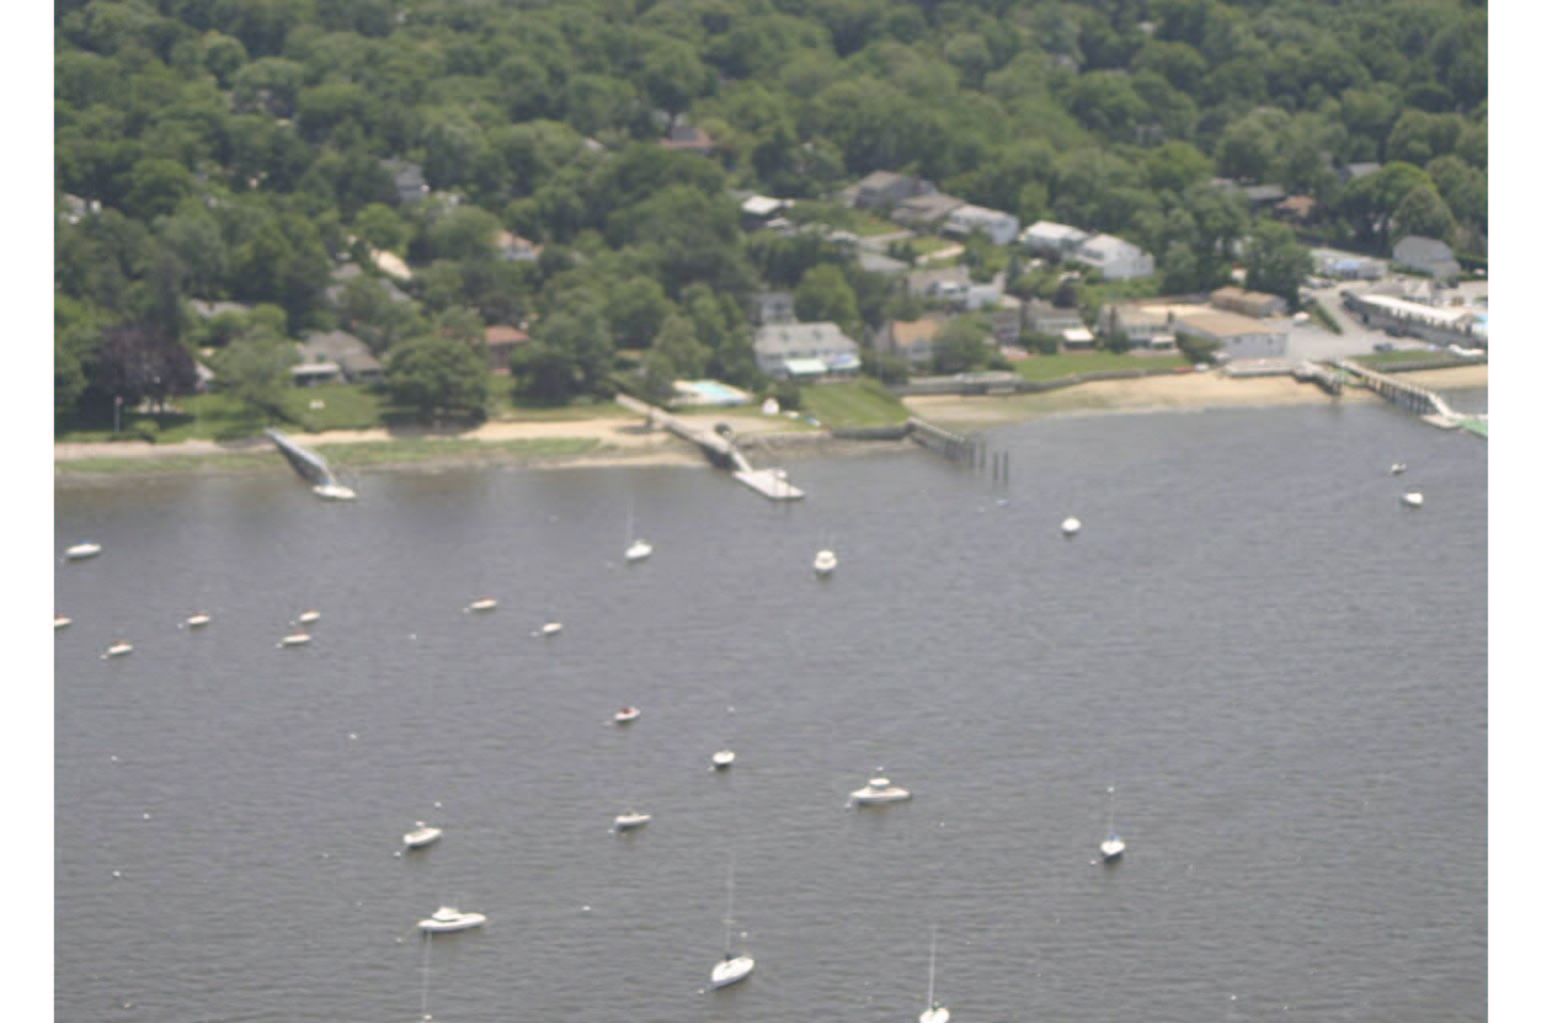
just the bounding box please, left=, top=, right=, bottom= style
left=677, top=379, right=752, bottom=405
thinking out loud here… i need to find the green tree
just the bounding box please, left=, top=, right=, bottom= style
left=386, top=334, right=490, bottom=421
left=1390, top=186, right=1458, bottom=247
left=931, top=316, right=990, bottom=375
left=794, top=263, right=861, bottom=340
left=208, top=327, right=297, bottom=420
left=1242, top=221, right=1311, bottom=306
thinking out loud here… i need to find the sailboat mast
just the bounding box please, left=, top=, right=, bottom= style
left=926, top=924, right=938, bottom=1006
left=723, top=854, right=735, bottom=954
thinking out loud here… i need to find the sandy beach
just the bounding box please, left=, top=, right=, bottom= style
left=53, top=364, right=1486, bottom=476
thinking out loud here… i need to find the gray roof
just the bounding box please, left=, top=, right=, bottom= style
left=300, top=330, right=383, bottom=377
left=1393, top=235, right=1456, bottom=263
left=753, top=322, right=859, bottom=357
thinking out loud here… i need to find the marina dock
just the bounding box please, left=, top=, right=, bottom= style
left=615, top=395, right=804, bottom=500
left=1333, top=359, right=1484, bottom=435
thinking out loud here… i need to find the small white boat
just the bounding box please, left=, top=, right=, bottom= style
left=296, top=610, right=321, bottom=625
left=184, top=613, right=212, bottom=629
left=711, top=952, right=755, bottom=990
left=54, top=615, right=72, bottom=630
left=614, top=811, right=651, bottom=831
left=709, top=858, right=754, bottom=989
left=540, top=621, right=563, bottom=637
left=849, top=777, right=912, bottom=806
left=1402, top=491, right=1424, bottom=508
left=625, top=538, right=653, bottom=563
left=465, top=598, right=498, bottom=613
left=1061, top=517, right=1082, bottom=537
left=418, top=906, right=486, bottom=933
left=403, top=822, right=443, bottom=849
left=813, top=549, right=838, bottom=576
left=919, top=925, right=949, bottom=1023
left=312, top=483, right=356, bottom=501
left=613, top=706, right=641, bottom=725
left=102, top=641, right=134, bottom=659
left=65, top=542, right=102, bottom=561
left=1100, top=835, right=1126, bottom=862
left=1389, top=463, right=1407, bottom=476
left=712, top=749, right=736, bottom=770
left=279, top=633, right=312, bottom=647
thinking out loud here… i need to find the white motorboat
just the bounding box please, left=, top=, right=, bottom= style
left=312, top=483, right=356, bottom=501
left=403, top=822, right=443, bottom=849
left=418, top=906, right=486, bottom=933
left=296, top=610, right=321, bottom=625
left=813, top=549, right=838, bottom=576
left=279, top=633, right=312, bottom=647
left=1061, top=516, right=1082, bottom=537
left=184, top=613, right=212, bottom=628
left=65, top=542, right=102, bottom=561
left=54, top=615, right=72, bottom=630
left=712, top=749, right=736, bottom=770
left=613, top=706, right=641, bottom=725
left=465, top=598, right=498, bottom=613
left=1402, top=491, right=1424, bottom=508
left=614, top=810, right=651, bottom=831
left=540, top=621, right=563, bottom=636
left=625, top=538, right=653, bottom=563
left=1389, top=463, right=1407, bottom=476
left=709, top=858, right=754, bottom=990
left=919, top=925, right=949, bottom=1023
left=102, top=641, right=134, bottom=659
left=849, top=777, right=911, bottom=806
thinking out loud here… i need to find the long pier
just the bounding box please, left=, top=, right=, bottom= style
left=265, top=428, right=341, bottom=486
left=615, top=395, right=804, bottom=500
left=1332, top=359, right=1469, bottom=430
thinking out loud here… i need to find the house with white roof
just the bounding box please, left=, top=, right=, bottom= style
left=1071, top=234, right=1156, bottom=281
left=752, top=322, right=861, bottom=379
left=944, top=205, right=1021, bottom=246
left=1019, top=221, right=1091, bottom=258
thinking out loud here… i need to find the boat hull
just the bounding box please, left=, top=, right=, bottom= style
left=710, top=955, right=754, bottom=989
left=418, top=914, right=485, bottom=933
left=920, top=1006, right=951, bottom=1023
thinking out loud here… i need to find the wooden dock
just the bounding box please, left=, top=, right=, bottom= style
left=615, top=394, right=804, bottom=500
left=1333, top=359, right=1471, bottom=431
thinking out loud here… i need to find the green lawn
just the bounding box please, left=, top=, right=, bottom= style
left=798, top=379, right=911, bottom=428
left=1011, top=353, right=1190, bottom=382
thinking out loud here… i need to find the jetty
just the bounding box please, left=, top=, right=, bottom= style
left=265, top=429, right=344, bottom=487
left=1332, top=359, right=1482, bottom=434
left=615, top=395, right=804, bottom=500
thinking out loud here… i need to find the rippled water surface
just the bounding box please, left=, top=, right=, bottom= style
left=55, top=395, right=1486, bottom=1022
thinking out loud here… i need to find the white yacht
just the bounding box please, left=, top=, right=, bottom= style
left=296, top=610, right=321, bottom=625
left=849, top=777, right=912, bottom=806
left=65, top=542, right=102, bottom=561
left=1402, top=491, right=1424, bottom=508
left=279, top=633, right=312, bottom=647
left=614, top=810, right=651, bottom=831
left=403, top=822, right=443, bottom=849
left=102, top=641, right=134, bottom=659
left=184, top=613, right=212, bottom=629
left=1061, top=517, right=1082, bottom=537
left=312, top=483, right=356, bottom=501
left=613, top=706, right=641, bottom=725
left=465, top=598, right=498, bottom=613
left=625, top=538, right=653, bottom=563
left=539, top=621, right=563, bottom=637
left=418, top=906, right=486, bottom=933
left=54, top=615, right=72, bottom=630
left=709, top=859, right=754, bottom=990
left=712, top=749, right=736, bottom=770
left=919, top=926, right=949, bottom=1023
left=813, top=549, right=838, bottom=577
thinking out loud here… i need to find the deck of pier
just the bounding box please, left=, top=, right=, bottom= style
left=615, top=394, right=804, bottom=499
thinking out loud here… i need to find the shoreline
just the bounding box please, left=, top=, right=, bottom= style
left=54, top=365, right=1487, bottom=483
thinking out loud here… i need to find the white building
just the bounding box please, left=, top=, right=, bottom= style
left=1019, top=221, right=1091, bottom=257
left=752, top=322, right=861, bottom=379
left=944, top=205, right=1022, bottom=246
left=1070, top=234, right=1156, bottom=281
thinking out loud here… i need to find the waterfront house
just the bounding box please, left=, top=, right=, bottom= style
left=875, top=315, right=947, bottom=369
left=298, top=330, right=385, bottom=385
left=753, top=322, right=861, bottom=379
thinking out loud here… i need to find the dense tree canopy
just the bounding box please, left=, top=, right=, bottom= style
left=54, top=0, right=1487, bottom=425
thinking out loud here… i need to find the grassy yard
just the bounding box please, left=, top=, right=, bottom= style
left=1010, top=352, right=1190, bottom=382
left=1354, top=349, right=1476, bottom=369
left=798, top=379, right=911, bottom=428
